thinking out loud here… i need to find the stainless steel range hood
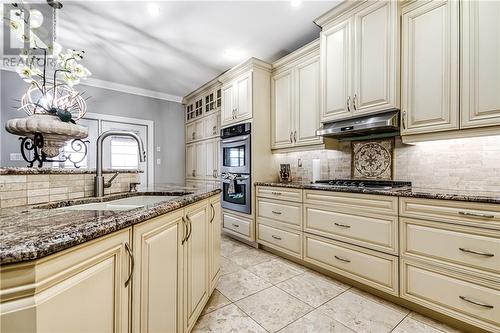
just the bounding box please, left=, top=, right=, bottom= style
left=316, top=109, right=400, bottom=139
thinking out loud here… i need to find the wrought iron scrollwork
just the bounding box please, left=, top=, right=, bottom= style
left=19, top=133, right=89, bottom=168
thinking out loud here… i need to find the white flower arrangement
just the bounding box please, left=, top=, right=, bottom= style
left=3, top=3, right=91, bottom=123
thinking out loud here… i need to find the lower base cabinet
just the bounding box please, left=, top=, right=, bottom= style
left=209, top=197, right=222, bottom=292
left=184, top=200, right=209, bottom=332
left=401, top=258, right=500, bottom=333
left=132, top=210, right=184, bottom=333
left=0, top=194, right=221, bottom=333
left=0, top=229, right=131, bottom=333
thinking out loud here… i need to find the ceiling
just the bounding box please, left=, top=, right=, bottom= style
left=56, top=1, right=339, bottom=100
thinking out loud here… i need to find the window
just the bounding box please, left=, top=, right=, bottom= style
left=52, top=140, right=89, bottom=169
left=110, top=137, right=139, bottom=169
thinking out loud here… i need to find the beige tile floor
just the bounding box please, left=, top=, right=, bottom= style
left=193, top=235, right=463, bottom=333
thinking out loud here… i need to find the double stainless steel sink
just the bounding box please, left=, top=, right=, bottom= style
left=52, top=192, right=193, bottom=211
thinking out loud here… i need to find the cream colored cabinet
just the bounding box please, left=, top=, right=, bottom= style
left=132, top=211, right=183, bottom=333
left=194, top=142, right=205, bottom=178
left=271, top=69, right=294, bottom=148
left=321, top=17, right=352, bottom=121
left=186, top=143, right=195, bottom=179
left=221, top=72, right=253, bottom=127
left=221, top=83, right=235, bottom=125
left=0, top=229, right=131, bottom=333
left=461, top=0, right=500, bottom=129
left=204, top=112, right=221, bottom=139
left=352, top=1, right=398, bottom=114
left=271, top=51, right=322, bottom=150
left=295, top=56, right=322, bottom=146
left=204, top=138, right=220, bottom=180
left=401, top=0, right=459, bottom=135
left=319, top=1, right=398, bottom=122
left=186, top=119, right=204, bottom=143
left=183, top=201, right=209, bottom=331
left=208, top=197, right=222, bottom=292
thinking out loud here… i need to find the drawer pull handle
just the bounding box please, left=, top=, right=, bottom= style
left=458, top=211, right=495, bottom=219
left=334, top=255, right=351, bottom=263
left=459, top=296, right=494, bottom=309
left=272, top=210, right=282, bottom=215
left=232, top=223, right=239, bottom=228
left=334, top=222, right=351, bottom=228
left=459, top=248, right=494, bottom=257
left=272, top=235, right=282, bottom=240
left=271, top=191, right=282, bottom=195
left=124, top=242, right=134, bottom=288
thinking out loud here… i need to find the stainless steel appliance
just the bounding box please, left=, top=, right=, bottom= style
left=221, top=174, right=251, bottom=214
left=220, top=123, right=252, bottom=214
left=316, top=109, right=399, bottom=139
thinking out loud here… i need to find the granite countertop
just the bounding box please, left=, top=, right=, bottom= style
left=0, top=183, right=221, bottom=265
left=0, top=167, right=143, bottom=175
left=254, top=182, right=500, bottom=205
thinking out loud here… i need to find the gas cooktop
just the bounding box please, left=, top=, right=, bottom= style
left=314, top=179, right=411, bottom=191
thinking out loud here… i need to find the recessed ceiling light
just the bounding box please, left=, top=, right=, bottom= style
left=291, top=0, right=302, bottom=8
left=223, top=49, right=246, bottom=62
left=147, top=3, right=160, bottom=17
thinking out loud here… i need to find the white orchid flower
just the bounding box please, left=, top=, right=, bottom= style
left=63, top=73, right=81, bottom=86
left=16, top=65, right=42, bottom=83
left=71, top=64, right=92, bottom=78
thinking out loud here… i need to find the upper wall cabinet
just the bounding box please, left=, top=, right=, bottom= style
left=317, top=0, right=399, bottom=123
left=401, top=0, right=459, bottom=135
left=221, top=72, right=253, bottom=127
left=271, top=41, right=322, bottom=150
left=461, top=0, right=500, bottom=129
left=219, top=58, right=272, bottom=128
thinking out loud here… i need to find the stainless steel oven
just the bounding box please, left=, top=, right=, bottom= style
left=221, top=173, right=251, bottom=214
left=220, top=123, right=251, bottom=214
left=220, top=123, right=251, bottom=174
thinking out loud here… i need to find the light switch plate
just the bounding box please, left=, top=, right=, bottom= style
left=297, top=158, right=302, bottom=168
left=10, top=153, right=22, bottom=161
left=156, top=158, right=161, bottom=165
left=156, top=146, right=161, bottom=152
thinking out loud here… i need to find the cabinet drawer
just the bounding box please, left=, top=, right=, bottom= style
left=258, top=224, right=302, bottom=258
left=257, top=198, right=301, bottom=229
left=400, top=197, right=500, bottom=230
left=304, top=190, right=398, bottom=216
left=304, top=233, right=398, bottom=295
left=401, top=218, right=500, bottom=277
left=223, top=213, right=251, bottom=237
left=256, top=186, right=302, bottom=203
left=304, top=205, right=398, bottom=254
left=401, top=259, right=500, bottom=332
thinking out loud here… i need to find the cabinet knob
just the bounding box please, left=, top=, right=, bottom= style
left=402, top=110, right=407, bottom=130
left=353, top=94, right=357, bottom=111
left=347, top=96, right=351, bottom=112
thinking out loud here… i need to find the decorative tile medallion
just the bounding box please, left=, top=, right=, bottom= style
left=351, top=139, right=394, bottom=180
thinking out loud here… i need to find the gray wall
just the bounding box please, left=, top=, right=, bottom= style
left=1, top=69, right=185, bottom=184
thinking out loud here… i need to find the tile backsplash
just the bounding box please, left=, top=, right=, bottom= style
left=274, top=135, right=500, bottom=192
left=0, top=172, right=140, bottom=208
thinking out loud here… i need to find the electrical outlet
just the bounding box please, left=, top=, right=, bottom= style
left=156, top=158, right=161, bottom=165
left=297, top=158, right=302, bottom=168
left=10, top=153, right=22, bottom=161
left=156, top=146, right=161, bottom=152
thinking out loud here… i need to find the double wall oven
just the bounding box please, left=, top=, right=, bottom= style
left=220, top=123, right=251, bottom=214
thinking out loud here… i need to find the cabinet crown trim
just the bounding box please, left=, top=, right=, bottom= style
left=219, top=57, right=272, bottom=83
left=272, top=39, right=320, bottom=70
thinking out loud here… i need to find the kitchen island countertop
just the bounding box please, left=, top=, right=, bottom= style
left=0, top=184, right=220, bottom=265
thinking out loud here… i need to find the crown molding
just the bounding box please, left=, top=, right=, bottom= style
left=184, top=76, right=221, bottom=103
left=0, top=67, right=183, bottom=103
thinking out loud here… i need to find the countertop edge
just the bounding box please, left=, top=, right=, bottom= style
left=0, top=168, right=144, bottom=175
left=0, top=189, right=221, bottom=266
left=254, top=182, right=500, bottom=205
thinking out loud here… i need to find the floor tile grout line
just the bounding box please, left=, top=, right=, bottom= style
left=388, top=312, right=411, bottom=333
left=232, top=300, right=272, bottom=333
